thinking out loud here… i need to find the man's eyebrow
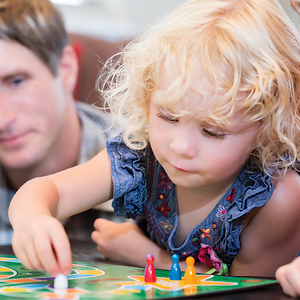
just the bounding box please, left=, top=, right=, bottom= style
left=0, top=71, right=27, bottom=81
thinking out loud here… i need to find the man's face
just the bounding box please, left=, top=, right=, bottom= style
left=0, top=39, right=68, bottom=170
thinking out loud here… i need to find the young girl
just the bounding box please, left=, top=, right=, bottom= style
left=9, top=0, right=300, bottom=278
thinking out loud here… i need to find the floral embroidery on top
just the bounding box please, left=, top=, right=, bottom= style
left=155, top=201, right=171, bottom=217
left=212, top=221, right=217, bottom=231
left=158, top=172, right=173, bottom=190
left=216, top=205, right=227, bottom=221
left=192, top=232, right=202, bottom=247
left=215, top=244, right=222, bottom=252
left=158, top=193, right=166, bottom=201
left=226, top=187, right=236, bottom=204
left=159, top=220, right=174, bottom=234
left=200, top=228, right=211, bottom=240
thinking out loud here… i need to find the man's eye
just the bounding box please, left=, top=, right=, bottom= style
left=8, top=75, right=25, bottom=87
left=157, top=112, right=179, bottom=123
left=203, top=128, right=225, bottom=139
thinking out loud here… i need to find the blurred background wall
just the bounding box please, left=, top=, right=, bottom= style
left=52, top=0, right=300, bottom=42
left=52, top=0, right=187, bottom=41
left=50, top=0, right=300, bottom=105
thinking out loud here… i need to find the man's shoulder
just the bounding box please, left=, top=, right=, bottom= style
left=75, top=101, right=104, bottom=120
left=75, top=101, right=121, bottom=163
left=75, top=101, right=118, bottom=134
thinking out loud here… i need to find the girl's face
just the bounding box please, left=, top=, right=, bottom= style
left=148, top=73, right=259, bottom=193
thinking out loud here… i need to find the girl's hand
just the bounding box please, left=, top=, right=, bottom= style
left=9, top=149, right=113, bottom=276
left=92, top=218, right=144, bottom=265
left=276, top=257, right=300, bottom=298
left=12, top=214, right=72, bottom=276
left=92, top=218, right=211, bottom=273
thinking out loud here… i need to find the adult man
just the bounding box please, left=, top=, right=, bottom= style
left=0, top=0, right=119, bottom=245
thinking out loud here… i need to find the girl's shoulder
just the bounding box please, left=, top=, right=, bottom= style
left=245, top=169, right=300, bottom=231
left=229, top=170, right=300, bottom=276
left=270, top=169, right=300, bottom=212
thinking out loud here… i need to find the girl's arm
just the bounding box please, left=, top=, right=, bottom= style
left=276, top=257, right=300, bottom=298
left=92, top=218, right=211, bottom=273
left=229, top=169, right=300, bottom=277
left=9, top=149, right=113, bottom=276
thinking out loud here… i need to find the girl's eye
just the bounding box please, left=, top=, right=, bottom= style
left=157, top=112, right=179, bottom=123
left=203, top=128, right=226, bottom=140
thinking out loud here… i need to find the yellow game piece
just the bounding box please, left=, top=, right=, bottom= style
left=184, top=257, right=197, bottom=284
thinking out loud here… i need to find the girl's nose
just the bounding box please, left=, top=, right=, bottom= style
left=169, top=127, right=198, bottom=158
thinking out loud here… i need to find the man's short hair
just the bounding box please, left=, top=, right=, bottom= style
left=0, top=0, right=69, bottom=75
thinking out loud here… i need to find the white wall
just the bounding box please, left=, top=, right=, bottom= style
left=56, top=0, right=300, bottom=42
left=280, top=0, right=300, bottom=26
left=57, top=0, right=186, bottom=41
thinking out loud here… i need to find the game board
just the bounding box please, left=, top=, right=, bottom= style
left=0, top=254, right=277, bottom=299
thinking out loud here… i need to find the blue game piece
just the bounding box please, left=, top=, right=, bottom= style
left=170, top=254, right=181, bottom=280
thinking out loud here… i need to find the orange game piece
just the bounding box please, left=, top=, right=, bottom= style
left=184, top=256, right=197, bottom=284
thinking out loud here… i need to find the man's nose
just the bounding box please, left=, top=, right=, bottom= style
left=0, top=99, right=17, bottom=130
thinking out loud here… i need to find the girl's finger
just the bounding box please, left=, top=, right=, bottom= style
left=51, top=227, right=72, bottom=276
left=33, top=231, right=61, bottom=276
left=24, top=238, right=46, bottom=272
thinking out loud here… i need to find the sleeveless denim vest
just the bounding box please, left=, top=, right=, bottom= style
left=107, top=134, right=273, bottom=270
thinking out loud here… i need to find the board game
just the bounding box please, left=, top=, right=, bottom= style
left=0, top=254, right=277, bottom=299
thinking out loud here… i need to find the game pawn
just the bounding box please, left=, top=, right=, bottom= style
left=144, top=254, right=156, bottom=283
left=54, top=273, right=68, bottom=296
left=54, top=274, right=68, bottom=290
left=170, top=253, right=181, bottom=280
left=184, top=256, right=197, bottom=284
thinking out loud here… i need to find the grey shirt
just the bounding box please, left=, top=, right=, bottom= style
left=0, top=101, right=119, bottom=245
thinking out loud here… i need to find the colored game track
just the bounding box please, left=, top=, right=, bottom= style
left=0, top=255, right=277, bottom=299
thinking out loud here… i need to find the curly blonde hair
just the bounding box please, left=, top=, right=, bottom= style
left=98, top=0, right=300, bottom=176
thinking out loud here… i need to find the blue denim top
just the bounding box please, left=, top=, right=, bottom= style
left=107, top=134, right=273, bottom=268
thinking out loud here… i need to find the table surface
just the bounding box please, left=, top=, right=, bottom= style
left=0, top=241, right=292, bottom=300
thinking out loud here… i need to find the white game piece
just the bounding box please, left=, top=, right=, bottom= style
left=54, top=273, right=68, bottom=290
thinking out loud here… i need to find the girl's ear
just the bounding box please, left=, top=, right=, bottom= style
left=58, top=45, right=79, bottom=94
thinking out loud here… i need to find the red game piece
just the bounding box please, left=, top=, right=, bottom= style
left=144, top=254, right=156, bottom=283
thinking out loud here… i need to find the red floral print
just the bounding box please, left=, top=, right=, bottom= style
left=155, top=201, right=171, bottom=217
left=226, top=187, right=236, bottom=204
left=158, top=172, right=173, bottom=190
